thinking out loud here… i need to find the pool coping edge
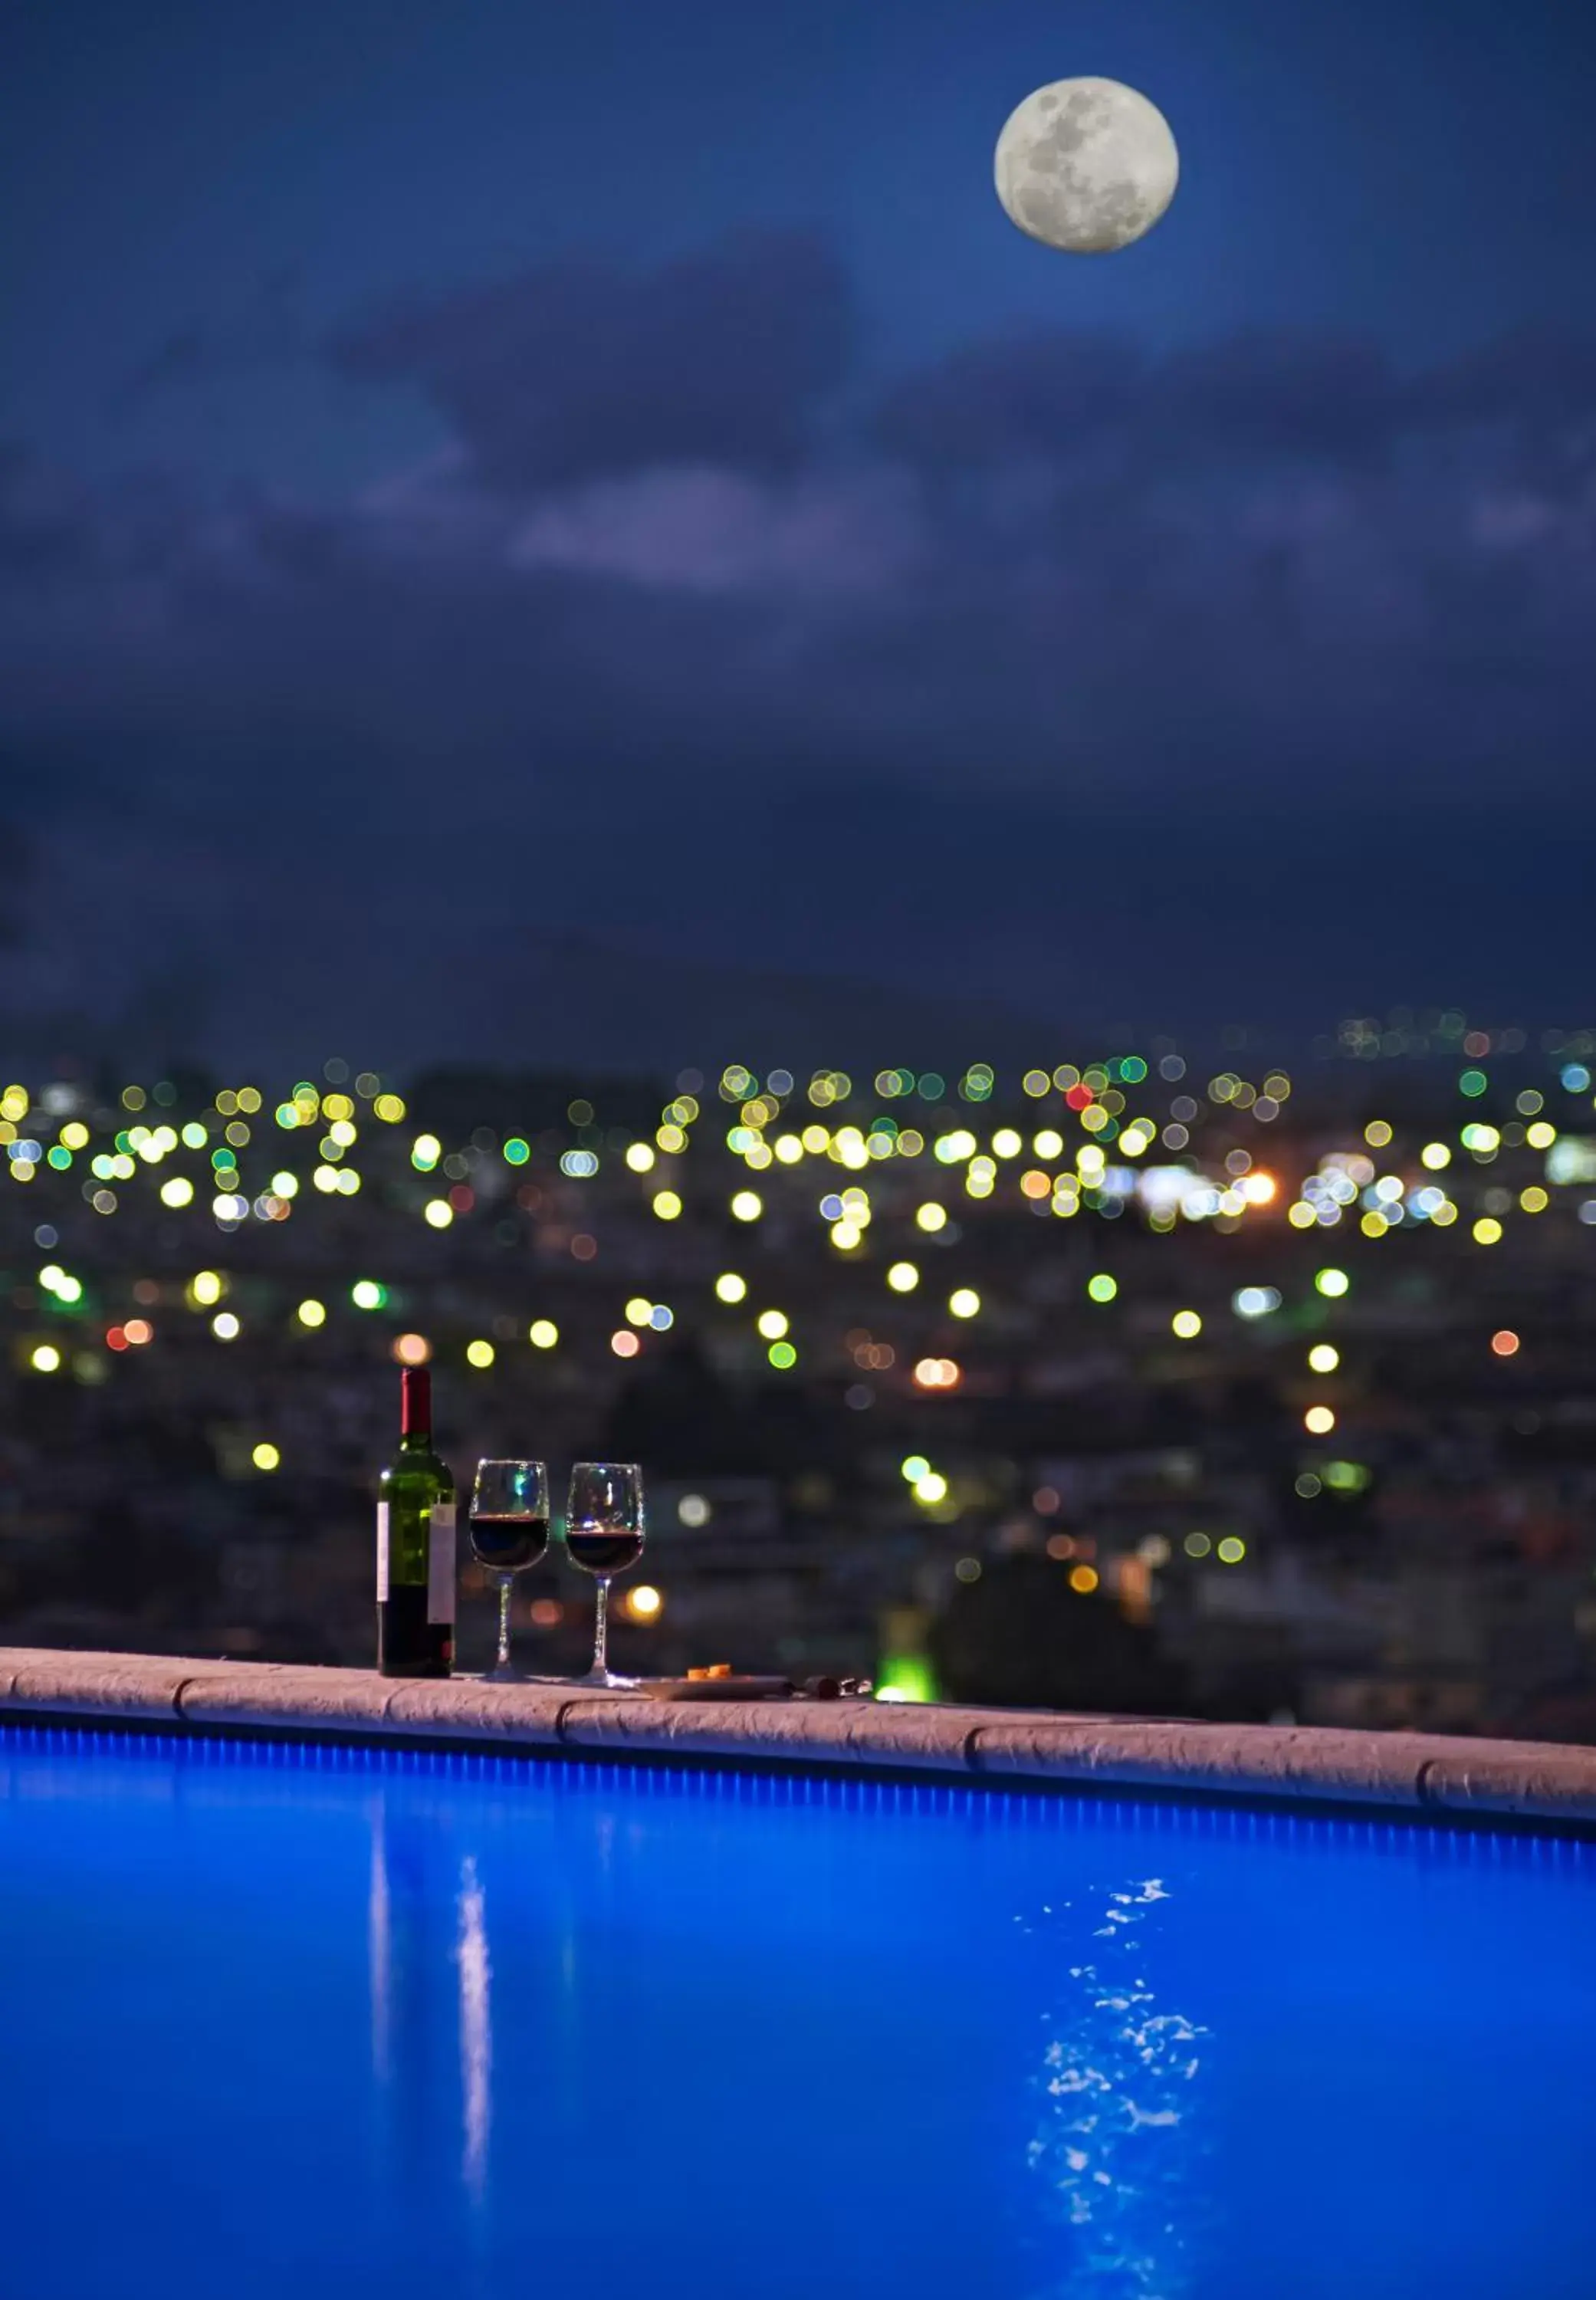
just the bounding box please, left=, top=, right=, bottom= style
left=2, top=1647, right=1594, bottom=1826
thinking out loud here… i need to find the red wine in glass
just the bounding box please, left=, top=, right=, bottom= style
left=470, top=1460, right=550, bottom=1681
left=469, top=1513, right=551, bottom=1575
left=565, top=1529, right=643, bottom=1576
left=566, top=1462, right=645, bottom=1688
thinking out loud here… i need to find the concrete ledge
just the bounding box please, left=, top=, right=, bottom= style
left=967, top=1717, right=1443, bottom=1809
left=2, top=1648, right=1594, bottom=1826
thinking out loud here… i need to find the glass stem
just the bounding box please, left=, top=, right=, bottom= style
left=593, top=1578, right=610, bottom=1677
left=496, top=1575, right=513, bottom=1673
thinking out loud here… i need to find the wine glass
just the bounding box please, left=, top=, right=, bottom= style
left=469, top=1459, right=550, bottom=1682
left=565, top=1462, right=645, bottom=1688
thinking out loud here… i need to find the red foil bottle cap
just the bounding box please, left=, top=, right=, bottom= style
left=400, top=1365, right=432, bottom=1437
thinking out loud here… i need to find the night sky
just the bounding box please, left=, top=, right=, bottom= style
left=4, top=0, right=1594, bottom=1071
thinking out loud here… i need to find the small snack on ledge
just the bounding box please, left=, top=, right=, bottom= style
left=687, top=1664, right=734, bottom=1681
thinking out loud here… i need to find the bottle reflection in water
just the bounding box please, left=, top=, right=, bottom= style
left=368, top=1805, right=392, bottom=2086
left=368, top=1797, right=497, bottom=2229
left=456, top=1856, right=492, bottom=2202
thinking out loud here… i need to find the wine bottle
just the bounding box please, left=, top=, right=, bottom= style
left=376, top=1365, right=456, bottom=1677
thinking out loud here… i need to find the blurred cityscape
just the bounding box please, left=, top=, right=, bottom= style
left=3, top=1011, right=1596, bottom=1740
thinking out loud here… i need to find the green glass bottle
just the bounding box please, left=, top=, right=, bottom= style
left=376, top=1365, right=455, bottom=1677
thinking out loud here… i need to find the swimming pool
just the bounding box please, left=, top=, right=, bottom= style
left=4, top=1719, right=1594, bottom=2300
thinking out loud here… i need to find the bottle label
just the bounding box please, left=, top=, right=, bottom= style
left=376, top=1502, right=390, bottom=1602
left=427, top=1502, right=457, bottom=1625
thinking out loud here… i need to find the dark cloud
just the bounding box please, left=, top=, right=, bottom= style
left=107, top=272, right=307, bottom=416
left=1416, top=325, right=1596, bottom=435
left=330, top=228, right=853, bottom=491
left=876, top=329, right=1404, bottom=473
left=4, top=231, right=1595, bottom=1053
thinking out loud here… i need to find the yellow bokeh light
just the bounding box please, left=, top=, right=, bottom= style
left=626, top=1143, right=655, bottom=1173
left=626, top=1584, right=662, bottom=1621
left=756, top=1309, right=790, bottom=1340
left=297, top=1299, right=327, bottom=1329
left=251, top=1441, right=280, bottom=1472
left=424, top=1199, right=454, bottom=1229
left=528, top=1319, right=560, bottom=1349
left=730, top=1191, right=762, bottom=1222
left=465, top=1339, right=495, bottom=1368
left=653, top=1189, right=684, bottom=1221
left=948, top=1288, right=980, bottom=1319
left=1171, top=1309, right=1202, bottom=1339
left=887, top=1262, right=920, bottom=1293
left=30, top=1343, right=61, bottom=1373
left=915, top=1202, right=947, bottom=1233
left=1308, top=1343, right=1340, bottom=1373
left=1305, top=1405, right=1336, bottom=1434
left=714, top=1273, right=747, bottom=1304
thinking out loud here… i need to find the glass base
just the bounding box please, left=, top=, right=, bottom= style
left=576, top=1666, right=639, bottom=1690
left=481, top=1658, right=527, bottom=1685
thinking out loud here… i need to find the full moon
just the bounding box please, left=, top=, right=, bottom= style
left=994, top=77, right=1179, bottom=255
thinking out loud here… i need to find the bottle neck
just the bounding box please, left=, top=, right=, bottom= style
left=399, top=1366, right=432, bottom=1446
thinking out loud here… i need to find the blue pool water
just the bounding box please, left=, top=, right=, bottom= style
left=2, top=1727, right=1594, bottom=2300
